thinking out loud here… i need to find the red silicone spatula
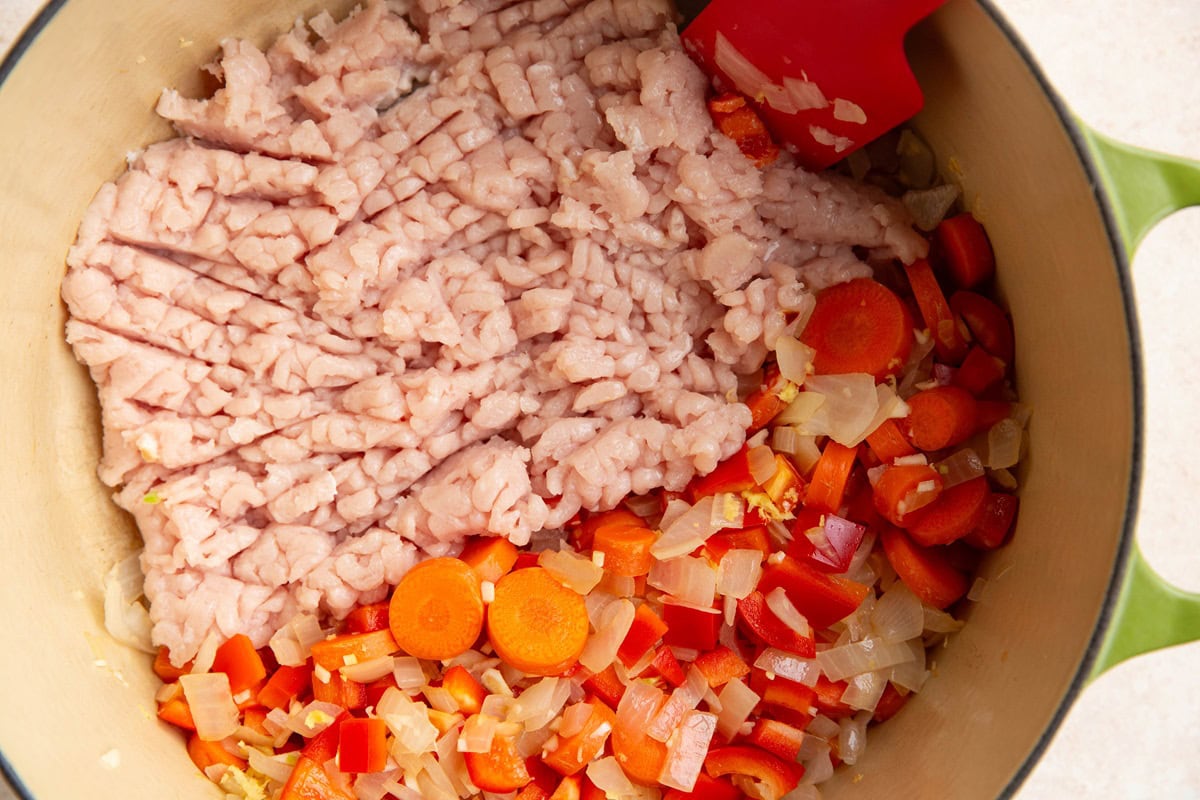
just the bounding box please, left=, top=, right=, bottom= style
left=681, top=0, right=947, bottom=170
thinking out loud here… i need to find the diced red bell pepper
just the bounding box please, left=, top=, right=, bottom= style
left=549, top=775, right=583, bottom=800
left=580, top=777, right=607, bottom=800
left=705, top=525, right=773, bottom=565
left=343, top=602, right=391, bottom=634
left=211, top=634, right=268, bottom=695
left=663, top=772, right=743, bottom=800
left=617, top=603, right=669, bottom=667
left=736, top=591, right=815, bottom=657
left=757, top=675, right=816, bottom=719
left=952, top=345, right=1007, bottom=396
left=301, top=710, right=350, bottom=763
left=514, top=551, right=542, bottom=571
left=582, top=665, right=626, bottom=709
left=949, top=290, right=1015, bottom=364
left=974, top=400, right=1014, bottom=433
left=365, top=674, right=398, bottom=709
left=703, top=746, right=803, bottom=800
left=542, top=699, right=617, bottom=776
left=760, top=454, right=805, bottom=515
left=688, top=444, right=757, bottom=501
left=525, top=756, right=562, bottom=796
left=187, top=733, right=246, bottom=774
left=281, top=755, right=356, bottom=800
left=965, top=492, right=1019, bottom=550
left=757, top=556, right=870, bottom=630
left=258, top=663, right=313, bottom=711
left=338, top=717, right=388, bottom=773
left=811, top=674, right=855, bottom=719
left=464, top=735, right=533, bottom=792
left=662, top=602, right=722, bottom=651
left=693, top=646, right=751, bottom=688
left=649, top=644, right=687, bottom=688
left=872, top=682, right=910, bottom=722
left=743, top=365, right=793, bottom=433
left=441, top=664, right=487, bottom=716
left=312, top=669, right=368, bottom=711
left=156, top=682, right=196, bottom=731
left=746, top=718, right=807, bottom=762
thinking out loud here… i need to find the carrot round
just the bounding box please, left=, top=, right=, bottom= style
left=880, top=526, right=969, bottom=609
left=803, top=441, right=858, bottom=514
left=388, top=557, right=484, bottom=660
left=935, top=212, right=995, bottom=289
left=903, top=476, right=990, bottom=546
left=873, top=464, right=943, bottom=527
left=800, top=278, right=915, bottom=380
left=949, top=290, right=1015, bottom=364
left=903, top=386, right=979, bottom=451
left=593, top=525, right=657, bottom=577
left=865, top=418, right=918, bottom=464
left=487, top=567, right=589, bottom=676
left=459, top=536, right=520, bottom=584
left=904, top=258, right=969, bottom=365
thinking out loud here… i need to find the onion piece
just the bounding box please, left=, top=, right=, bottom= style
left=753, top=648, right=820, bottom=687
left=870, top=583, right=924, bottom=643
left=798, top=373, right=880, bottom=445
left=890, top=639, right=929, bottom=692
left=247, top=749, right=298, bottom=784
left=837, top=711, right=873, bottom=766
left=102, top=553, right=155, bottom=654
left=776, top=391, right=826, bottom=427
left=378, top=690, right=439, bottom=755
left=180, top=672, right=240, bottom=741
left=578, top=599, right=635, bottom=673
left=647, top=557, right=717, bottom=608
left=652, top=496, right=721, bottom=560
left=392, top=656, right=427, bottom=690
left=660, top=710, right=719, bottom=792
left=558, top=701, right=594, bottom=740
left=968, top=576, right=988, bottom=602
left=800, top=741, right=834, bottom=785
left=587, top=756, right=639, bottom=799
left=840, top=669, right=889, bottom=712
left=458, top=714, right=498, bottom=754
left=716, top=549, right=763, bottom=600
left=510, top=677, right=570, bottom=731
left=341, top=654, right=395, bottom=684
left=817, top=637, right=916, bottom=681
left=648, top=666, right=708, bottom=742
left=903, top=183, right=961, bottom=231
left=715, top=678, right=760, bottom=740
left=923, top=605, right=965, bottom=634
left=933, top=448, right=985, bottom=489
left=711, top=492, right=746, bottom=531
left=765, top=587, right=812, bottom=638
left=987, top=418, right=1024, bottom=468
left=770, top=428, right=822, bottom=474
left=775, top=336, right=815, bottom=385
left=436, top=729, right=475, bottom=799
left=269, top=613, right=326, bottom=667
left=658, top=497, right=693, bottom=534
left=539, top=548, right=604, bottom=595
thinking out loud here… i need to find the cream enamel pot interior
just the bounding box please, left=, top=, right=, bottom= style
left=0, top=0, right=1197, bottom=797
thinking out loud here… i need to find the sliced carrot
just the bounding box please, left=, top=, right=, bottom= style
left=903, top=386, right=980, bottom=451
left=903, top=476, right=990, bottom=546
left=257, top=663, right=313, bottom=711
left=441, top=665, right=487, bottom=716
left=153, top=646, right=192, bottom=682
left=693, top=645, right=751, bottom=688
left=880, top=526, right=970, bottom=609
left=949, top=290, right=1015, bottom=364
left=487, top=567, right=589, bottom=676
left=952, top=345, right=1006, bottom=397
left=578, top=509, right=646, bottom=553
left=936, top=212, right=995, bottom=289
left=594, top=525, right=657, bottom=578
left=865, top=418, right=918, bottom=464
left=464, top=735, right=532, bottom=792
left=310, top=629, right=399, bottom=673
left=542, top=699, right=617, bottom=776
left=904, top=257, right=970, bottom=364
left=388, top=557, right=483, bottom=660
left=210, top=634, right=267, bottom=695
left=617, top=603, right=669, bottom=667
left=872, top=463, right=943, bottom=527
left=800, top=278, right=915, bottom=380
left=708, top=93, right=779, bottom=168
left=803, top=441, right=858, bottom=514
left=187, top=733, right=246, bottom=774
left=344, top=602, right=390, bottom=635
left=743, top=364, right=793, bottom=432
left=760, top=453, right=805, bottom=515
left=965, top=492, right=1019, bottom=550
left=459, top=536, right=520, bottom=584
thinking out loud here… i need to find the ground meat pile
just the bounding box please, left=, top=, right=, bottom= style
left=61, top=0, right=927, bottom=664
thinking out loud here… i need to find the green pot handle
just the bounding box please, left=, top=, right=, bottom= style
left=1079, top=124, right=1200, bottom=679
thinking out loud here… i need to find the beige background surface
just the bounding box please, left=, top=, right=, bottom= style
left=2, top=0, right=1198, bottom=797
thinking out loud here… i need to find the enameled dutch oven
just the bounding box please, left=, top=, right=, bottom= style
left=1, top=0, right=1198, bottom=797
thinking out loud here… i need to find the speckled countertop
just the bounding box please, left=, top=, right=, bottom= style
left=3, top=1, right=1199, bottom=798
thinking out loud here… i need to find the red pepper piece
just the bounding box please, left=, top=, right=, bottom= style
left=704, top=746, right=803, bottom=800
left=693, top=645, right=751, bottom=688
left=152, top=646, right=193, bottom=682
left=965, top=492, right=1019, bottom=550
left=663, top=772, right=742, bottom=800
left=258, top=663, right=314, bottom=711
left=736, top=591, right=815, bottom=657
left=312, top=669, right=368, bottom=711
left=949, top=290, right=1015, bottom=364
left=760, top=453, right=805, bottom=515
left=649, top=644, right=687, bottom=688
left=757, top=556, right=870, bottom=630
left=338, top=717, right=388, bottom=773
left=211, top=634, right=268, bottom=695
left=343, top=602, right=391, bottom=634
left=465, top=735, right=533, bottom=792
left=743, top=364, right=793, bottom=433
left=617, top=603, right=669, bottom=668
left=705, top=525, right=772, bottom=565
left=301, top=710, right=350, bottom=763
left=281, top=755, right=355, bottom=800
left=688, top=444, right=756, bottom=501
left=746, top=718, right=807, bottom=761
left=582, top=665, right=626, bottom=709
left=662, top=602, right=722, bottom=651
left=811, top=674, right=855, bottom=719
left=872, top=682, right=910, bottom=722
left=442, top=664, right=487, bottom=716
left=952, top=345, right=1007, bottom=397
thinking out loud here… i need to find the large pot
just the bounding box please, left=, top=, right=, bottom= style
left=0, top=0, right=1197, bottom=797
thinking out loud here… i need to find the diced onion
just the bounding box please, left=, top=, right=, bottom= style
left=423, top=686, right=459, bottom=714
left=713, top=32, right=773, bottom=101
left=102, top=553, right=155, bottom=654
left=968, top=576, right=988, bottom=602
left=775, top=336, right=816, bottom=384
left=987, top=418, right=1023, bottom=468
left=480, top=668, right=513, bottom=697
left=840, top=670, right=888, bottom=712
left=890, top=639, right=929, bottom=692
left=817, top=637, right=916, bottom=681
left=934, top=448, right=985, bottom=489
left=837, top=711, right=872, bottom=766
left=711, top=492, right=746, bottom=530
left=800, top=741, right=834, bottom=785
left=378, top=690, right=439, bottom=755
left=765, top=587, right=812, bottom=638
left=517, top=723, right=556, bottom=759
left=716, top=549, right=763, bottom=600
left=192, top=631, right=220, bottom=675
left=923, top=605, right=965, bottom=634
left=753, top=648, right=820, bottom=686
left=392, top=656, right=428, bottom=690
left=269, top=613, right=326, bottom=667
left=990, top=467, right=1019, bottom=490
left=578, top=599, right=635, bottom=673
left=458, top=714, right=498, bottom=754
left=748, top=444, right=779, bottom=485
left=539, top=548, right=604, bottom=595
left=180, top=672, right=240, bottom=741
left=623, top=493, right=661, bottom=521
left=510, top=677, right=570, bottom=731
left=776, top=391, right=826, bottom=427
left=774, top=429, right=822, bottom=474
left=587, top=756, right=639, bottom=799
left=341, top=654, right=395, bottom=684
left=715, top=678, right=760, bottom=740
left=870, top=583, right=924, bottom=643
left=660, top=710, right=718, bottom=792
left=797, top=373, right=880, bottom=446
left=647, top=557, right=717, bottom=608
left=558, top=702, right=594, bottom=740
left=648, top=666, right=707, bottom=741
left=903, top=183, right=961, bottom=231
left=247, top=749, right=298, bottom=784
left=652, top=496, right=721, bottom=560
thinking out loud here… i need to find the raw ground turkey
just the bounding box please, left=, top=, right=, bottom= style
left=61, top=0, right=927, bottom=665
